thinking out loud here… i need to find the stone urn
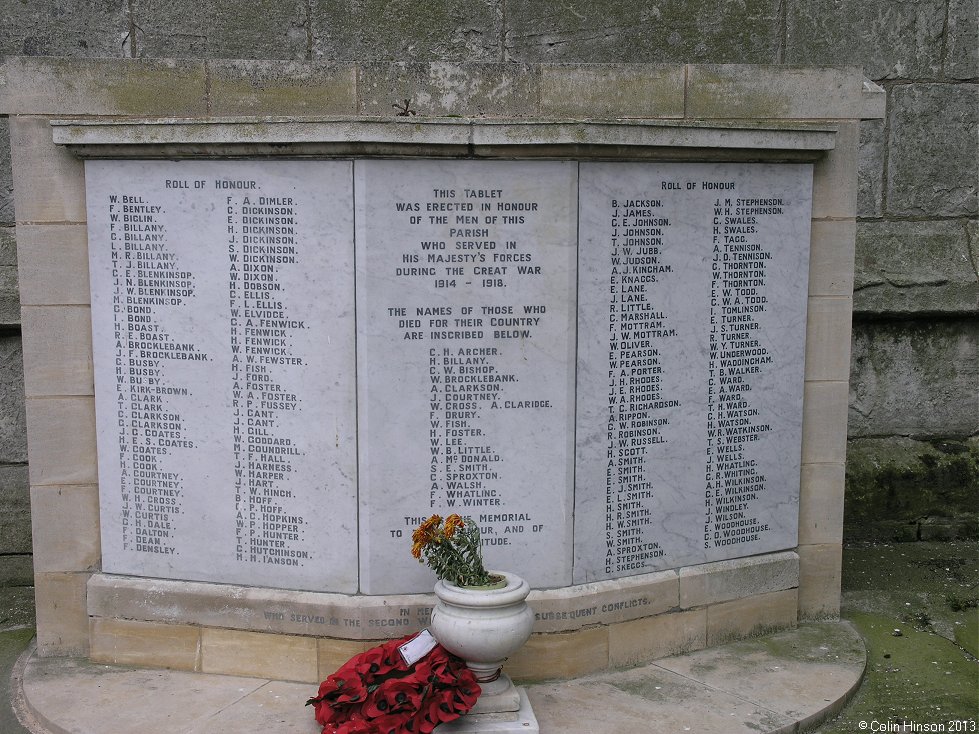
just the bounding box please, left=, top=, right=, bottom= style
left=430, top=571, right=534, bottom=706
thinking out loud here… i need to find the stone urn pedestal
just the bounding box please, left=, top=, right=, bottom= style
left=430, top=571, right=540, bottom=733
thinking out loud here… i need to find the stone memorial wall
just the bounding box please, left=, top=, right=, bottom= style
left=86, top=157, right=811, bottom=594
left=2, top=59, right=872, bottom=679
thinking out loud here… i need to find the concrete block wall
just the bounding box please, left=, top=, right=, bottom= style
left=0, top=0, right=976, bottom=591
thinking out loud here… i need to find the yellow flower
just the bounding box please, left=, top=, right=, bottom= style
left=411, top=541, right=424, bottom=559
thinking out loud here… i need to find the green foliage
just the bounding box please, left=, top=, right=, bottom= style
left=411, top=514, right=494, bottom=588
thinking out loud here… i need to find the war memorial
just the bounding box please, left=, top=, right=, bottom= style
left=4, top=15, right=977, bottom=724
left=0, top=3, right=975, bottom=733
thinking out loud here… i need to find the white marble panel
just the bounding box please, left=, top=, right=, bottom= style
left=574, top=162, right=812, bottom=583
left=86, top=160, right=358, bottom=592
left=356, top=160, right=578, bottom=593
left=86, top=157, right=814, bottom=598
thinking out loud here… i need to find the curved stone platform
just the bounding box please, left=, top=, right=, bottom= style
left=13, top=622, right=864, bottom=734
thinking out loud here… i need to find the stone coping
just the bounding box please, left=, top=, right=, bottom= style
left=49, top=117, right=837, bottom=161
left=87, top=550, right=799, bottom=640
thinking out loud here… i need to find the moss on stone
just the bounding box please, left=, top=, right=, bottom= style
left=686, top=69, right=791, bottom=119
left=104, top=62, right=207, bottom=116
left=213, top=79, right=339, bottom=114
left=845, top=438, right=979, bottom=542
left=840, top=541, right=979, bottom=644
left=205, top=61, right=357, bottom=116
left=751, top=622, right=865, bottom=662
left=816, top=612, right=978, bottom=732
left=827, top=542, right=979, bottom=730
left=953, top=612, right=978, bottom=659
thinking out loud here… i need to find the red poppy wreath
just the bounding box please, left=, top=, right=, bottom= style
left=306, top=633, right=481, bottom=734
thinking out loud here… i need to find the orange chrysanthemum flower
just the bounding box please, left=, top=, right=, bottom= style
left=408, top=513, right=491, bottom=586
left=412, top=515, right=443, bottom=545
left=444, top=514, right=464, bottom=538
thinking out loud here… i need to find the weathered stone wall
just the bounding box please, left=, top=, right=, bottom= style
left=0, top=0, right=975, bottom=586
